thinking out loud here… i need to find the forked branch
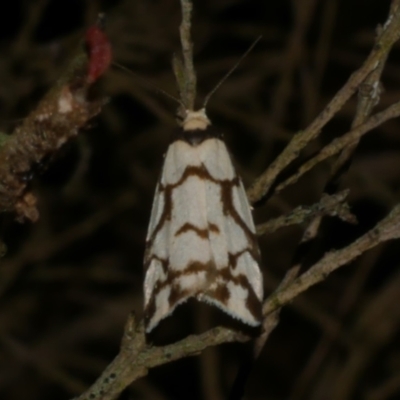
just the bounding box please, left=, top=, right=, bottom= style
left=70, top=1, right=400, bottom=400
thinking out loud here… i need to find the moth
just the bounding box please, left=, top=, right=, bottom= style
left=143, top=106, right=264, bottom=333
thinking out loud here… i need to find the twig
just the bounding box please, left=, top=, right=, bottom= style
left=70, top=203, right=400, bottom=400
left=271, top=0, right=318, bottom=123
left=289, top=20, right=388, bottom=400
left=262, top=204, right=400, bottom=315
left=256, top=190, right=356, bottom=236
left=247, top=0, right=400, bottom=203
left=0, top=17, right=111, bottom=221
left=67, top=2, right=400, bottom=399
left=0, top=192, right=135, bottom=297
left=72, top=316, right=245, bottom=400
left=332, top=268, right=400, bottom=399
left=274, top=100, right=400, bottom=194
left=173, top=0, right=196, bottom=112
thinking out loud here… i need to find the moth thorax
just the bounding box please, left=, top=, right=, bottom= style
left=183, top=108, right=211, bottom=131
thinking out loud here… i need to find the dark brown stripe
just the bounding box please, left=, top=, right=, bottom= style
left=227, top=248, right=261, bottom=270
left=144, top=254, right=169, bottom=275
left=209, top=223, right=220, bottom=234
left=204, top=280, right=262, bottom=322
left=147, top=163, right=240, bottom=247
left=145, top=259, right=214, bottom=293
left=205, top=284, right=230, bottom=305
left=175, top=222, right=220, bottom=238
left=144, top=252, right=262, bottom=323
left=145, top=249, right=258, bottom=299
left=145, top=185, right=173, bottom=253
left=202, top=264, right=262, bottom=321
left=144, top=259, right=214, bottom=325
left=168, top=284, right=191, bottom=307
left=220, top=180, right=259, bottom=257
left=159, top=164, right=238, bottom=191
left=173, top=127, right=222, bottom=146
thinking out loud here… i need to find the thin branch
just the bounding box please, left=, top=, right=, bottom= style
left=256, top=190, right=356, bottom=236
left=66, top=2, right=400, bottom=399
left=173, top=0, right=197, bottom=111
left=0, top=17, right=111, bottom=221
left=274, top=100, right=400, bottom=194
left=262, top=204, right=400, bottom=315
left=0, top=192, right=135, bottom=297
left=288, top=22, right=388, bottom=400
left=70, top=203, right=400, bottom=400
left=247, top=1, right=400, bottom=203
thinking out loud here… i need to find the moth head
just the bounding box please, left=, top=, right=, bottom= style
left=182, top=108, right=211, bottom=131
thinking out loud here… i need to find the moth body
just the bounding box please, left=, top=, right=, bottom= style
left=144, top=109, right=263, bottom=333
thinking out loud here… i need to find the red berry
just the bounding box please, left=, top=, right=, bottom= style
left=85, top=24, right=112, bottom=84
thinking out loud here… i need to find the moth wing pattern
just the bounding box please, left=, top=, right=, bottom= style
left=195, top=139, right=263, bottom=325
left=144, top=140, right=213, bottom=332
left=144, top=132, right=263, bottom=333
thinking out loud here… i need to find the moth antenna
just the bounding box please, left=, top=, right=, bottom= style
left=112, top=61, right=184, bottom=107
left=203, top=35, right=262, bottom=108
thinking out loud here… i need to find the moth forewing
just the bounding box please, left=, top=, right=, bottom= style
left=143, top=109, right=263, bottom=333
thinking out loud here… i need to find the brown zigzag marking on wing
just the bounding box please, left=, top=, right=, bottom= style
left=144, top=151, right=263, bottom=326
left=144, top=254, right=169, bottom=275
left=206, top=266, right=262, bottom=321
left=175, top=222, right=220, bottom=238
left=144, top=249, right=262, bottom=323
left=220, top=180, right=260, bottom=260
left=147, top=164, right=238, bottom=243
left=144, top=260, right=214, bottom=326
left=145, top=163, right=255, bottom=253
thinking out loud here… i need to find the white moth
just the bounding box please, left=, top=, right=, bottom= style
left=143, top=108, right=263, bottom=333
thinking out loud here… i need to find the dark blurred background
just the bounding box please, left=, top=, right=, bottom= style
left=1, top=0, right=400, bottom=399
